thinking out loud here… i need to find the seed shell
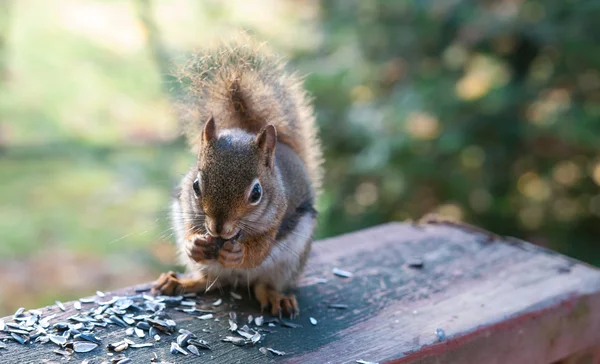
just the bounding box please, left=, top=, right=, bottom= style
left=267, top=348, right=286, bottom=356
left=49, top=335, right=67, bottom=346
left=73, top=341, right=98, bottom=353
left=55, top=301, right=66, bottom=311
left=333, top=267, right=353, bottom=278
left=188, top=338, right=211, bottom=350
left=328, top=303, right=349, bottom=309
left=187, top=344, right=200, bottom=356
left=170, top=342, right=188, bottom=355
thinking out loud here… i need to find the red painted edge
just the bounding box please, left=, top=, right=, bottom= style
left=387, top=292, right=584, bottom=363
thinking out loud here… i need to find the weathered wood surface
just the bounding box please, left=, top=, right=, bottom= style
left=2, top=222, right=600, bottom=364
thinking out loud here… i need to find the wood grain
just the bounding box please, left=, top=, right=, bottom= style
left=1, top=222, right=600, bottom=364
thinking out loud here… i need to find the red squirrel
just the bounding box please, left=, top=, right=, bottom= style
left=152, top=35, right=323, bottom=318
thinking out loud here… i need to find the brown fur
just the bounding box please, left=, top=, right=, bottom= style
left=153, top=34, right=322, bottom=317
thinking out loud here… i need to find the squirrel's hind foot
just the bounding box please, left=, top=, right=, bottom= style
left=151, top=271, right=207, bottom=296
left=254, top=283, right=299, bottom=319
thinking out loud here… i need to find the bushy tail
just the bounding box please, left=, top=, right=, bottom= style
left=173, top=33, right=323, bottom=192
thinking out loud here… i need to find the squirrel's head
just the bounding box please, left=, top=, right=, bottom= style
left=183, top=117, right=285, bottom=240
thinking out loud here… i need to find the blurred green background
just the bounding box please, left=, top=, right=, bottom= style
left=1, top=0, right=600, bottom=316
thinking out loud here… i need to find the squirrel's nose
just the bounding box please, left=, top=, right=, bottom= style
left=206, top=219, right=237, bottom=240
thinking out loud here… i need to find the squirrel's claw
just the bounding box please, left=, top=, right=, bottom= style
left=186, top=236, right=218, bottom=263
left=253, top=283, right=299, bottom=319
left=218, top=241, right=244, bottom=268
left=151, top=271, right=207, bottom=296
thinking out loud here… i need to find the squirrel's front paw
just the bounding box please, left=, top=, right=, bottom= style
left=218, top=241, right=244, bottom=268
left=185, top=236, right=219, bottom=263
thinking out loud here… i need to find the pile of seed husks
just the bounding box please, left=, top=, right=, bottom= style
left=0, top=289, right=300, bottom=362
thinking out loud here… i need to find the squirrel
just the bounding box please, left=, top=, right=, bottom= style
left=151, top=34, right=323, bottom=319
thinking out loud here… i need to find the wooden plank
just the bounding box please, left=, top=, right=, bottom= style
left=1, top=222, right=600, bottom=364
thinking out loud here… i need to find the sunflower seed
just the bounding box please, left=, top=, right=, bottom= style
left=123, top=317, right=135, bottom=327
left=259, top=347, right=270, bottom=356
left=125, top=327, right=134, bottom=336
left=49, top=335, right=67, bottom=346
left=73, top=341, right=98, bottom=353
left=222, top=336, right=248, bottom=346
left=170, top=342, right=188, bottom=355
left=165, top=319, right=177, bottom=328
left=136, top=321, right=151, bottom=330
left=55, top=301, right=66, bottom=311
left=108, top=341, right=129, bottom=352
left=98, top=297, right=118, bottom=306
left=280, top=319, right=302, bottom=328
left=154, top=334, right=161, bottom=341
left=180, top=301, right=196, bottom=307
left=333, top=267, right=353, bottom=278
left=74, top=333, right=101, bottom=344
left=229, top=319, right=238, bottom=332
left=310, top=317, right=317, bottom=325
left=79, top=298, right=96, bottom=304
left=109, top=315, right=127, bottom=328
left=53, top=322, right=69, bottom=331
left=116, top=359, right=132, bottom=364
left=187, top=344, right=200, bottom=356
left=267, top=348, right=286, bottom=356
left=96, top=290, right=105, bottom=297
left=6, top=328, right=28, bottom=335
left=124, top=338, right=135, bottom=346
left=197, top=314, right=213, bottom=320
left=178, top=329, right=195, bottom=336
left=177, top=333, right=192, bottom=347
left=135, top=328, right=145, bottom=338
left=230, top=292, right=242, bottom=300
left=247, top=315, right=254, bottom=324
left=254, top=316, right=264, bottom=326
left=212, top=298, right=222, bottom=306
left=11, top=333, right=26, bottom=344
left=0, top=319, right=4, bottom=331
left=13, top=307, right=25, bottom=318
left=237, top=330, right=254, bottom=340
left=188, top=338, right=211, bottom=350
left=131, top=343, right=154, bottom=348
left=73, top=301, right=82, bottom=311
left=356, top=360, right=378, bottom=364
left=328, top=303, right=348, bottom=309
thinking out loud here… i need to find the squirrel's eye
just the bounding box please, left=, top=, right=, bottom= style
left=192, top=178, right=201, bottom=197
left=249, top=181, right=262, bottom=205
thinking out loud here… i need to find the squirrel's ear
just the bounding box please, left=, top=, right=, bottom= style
left=256, top=124, right=277, bottom=168
left=202, top=116, right=217, bottom=143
